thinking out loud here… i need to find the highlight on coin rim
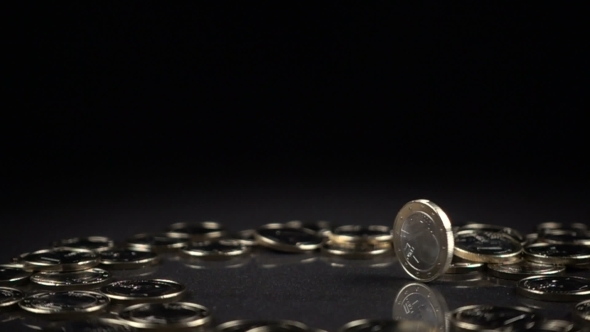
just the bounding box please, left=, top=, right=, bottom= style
left=100, top=279, right=187, bottom=301
left=453, top=230, right=523, bottom=263
left=448, top=304, right=539, bottom=330
left=18, top=290, right=110, bottom=315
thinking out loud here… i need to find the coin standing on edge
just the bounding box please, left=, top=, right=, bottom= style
left=517, top=276, right=590, bottom=302
left=99, top=249, right=160, bottom=269
left=215, top=320, right=310, bottom=332
left=30, top=268, right=111, bottom=289
left=118, top=302, right=211, bottom=330
left=487, top=261, right=565, bottom=280
left=19, top=290, right=110, bottom=316
left=255, top=223, right=324, bottom=253
left=454, top=230, right=522, bottom=263
left=448, top=305, right=541, bottom=331
left=126, top=233, right=190, bottom=253
left=393, top=199, right=454, bottom=282
left=168, top=221, right=227, bottom=241
left=0, top=264, right=32, bottom=286
left=54, top=236, right=115, bottom=251
left=22, top=248, right=100, bottom=272
left=0, top=287, right=24, bottom=307
left=182, top=239, right=250, bottom=259
left=523, top=244, right=590, bottom=265
left=101, top=279, right=186, bottom=303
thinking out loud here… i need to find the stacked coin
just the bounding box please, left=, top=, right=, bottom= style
left=321, top=224, right=394, bottom=259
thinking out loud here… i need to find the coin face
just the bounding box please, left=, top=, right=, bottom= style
left=393, top=200, right=454, bottom=282
left=30, top=268, right=111, bottom=288
left=393, top=283, right=448, bottom=332
left=328, top=225, right=392, bottom=244
left=56, top=236, right=115, bottom=251
left=101, top=279, right=186, bottom=302
left=216, top=320, right=310, bottom=332
left=99, top=249, right=159, bottom=269
left=523, top=243, right=590, bottom=265
left=182, top=240, right=250, bottom=259
left=449, top=305, right=540, bottom=331
left=0, top=287, right=24, bottom=307
left=454, top=230, right=522, bottom=263
left=338, top=319, right=434, bottom=332
left=517, top=276, right=590, bottom=302
left=126, top=233, right=190, bottom=253
left=22, top=248, right=99, bottom=272
left=0, top=264, right=31, bottom=285
left=255, top=224, right=324, bottom=253
left=168, top=221, right=227, bottom=240
left=19, top=290, right=110, bottom=315
left=487, top=261, right=565, bottom=280
left=118, top=302, right=211, bottom=329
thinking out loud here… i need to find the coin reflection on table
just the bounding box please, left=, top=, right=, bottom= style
left=393, top=282, right=448, bottom=332
left=22, top=317, right=135, bottom=331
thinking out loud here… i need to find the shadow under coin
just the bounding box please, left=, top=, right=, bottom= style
left=393, top=282, right=448, bottom=332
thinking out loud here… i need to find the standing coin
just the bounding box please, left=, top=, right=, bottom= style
left=215, top=320, right=310, bottom=332
left=99, top=249, right=160, bottom=269
left=338, top=319, right=435, bottom=332
left=54, top=236, right=115, bottom=251
left=22, top=248, right=99, bottom=272
left=19, top=290, right=110, bottom=316
left=448, top=305, right=541, bottom=331
left=523, top=244, right=590, bottom=265
left=30, top=268, right=111, bottom=289
left=255, top=223, right=324, bottom=253
left=454, top=230, right=522, bottom=263
left=0, top=287, right=24, bottom=307
left=118, top=302, right=211, bottom=330
left=0, top=264, right=31, bottom=285
left=168, top=221, right=227, bottom=241
left=327, top=225, right=392, bottom=244
left=393, top=282, right=448, bottom=332
left=487, top=261, right=565, bottom=280
left=517, top=276, right=590, bottom=302
left=573, top=299, right=590, bottom=326
left=392, top=199, right=454, bottom=282
left=126, top=233, right=190, bottom=253
left=182, top=240, right=250, bottom=260
left=101, top=279, right=186, bottom=303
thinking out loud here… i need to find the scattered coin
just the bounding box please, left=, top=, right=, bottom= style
left=21, top=247, right=99, bottom=272
left=525, top=233, right=539, bottom=246
left=517, top=276, right=590, bottom=302
left=54, top=236, right=115, bottom=251
left=487, top=261, right=565, bottom=280
left=30, top=267, right=111, bottom=289
left=215, top=320, right=310, bottom=332
left=126, top=233, right=190, bottom=253
left=18, top=290, right=110, bottom=316
left=573, top=299, right=590, bottom=326
left=231, top=229, right=258, bottom=247
left=118, top=302, right=212, bottom=330
left=182, top=239, right=250, bottom=260
left=393, top=199, right=454, bottom=282
left=454, top=230, right=522, bottom=263
left=255, top=223, right=324, bottom=253
left=538, top=229, right=590, bottom=245
left=448, top=304, right=541, bottom=331
left=446, top=257, right=485, bottom=274
left=0, top=264, right=32, bottom=286
left=393, top=282, right=448, bottom=332
left=168, top=221, right=227, bottom=241
left=0, top=287, right=24, bottom=307
left=321, top=240, right=392, bottom=259
left=327, top=225, right=392, bottom=244
left=523, top=244, right=590, bottom=265
left=461, top=223, right=526, bottom=244
left=21, top=317, right=134, bottom=331
left=537, top=222, right=564, bottom=233
left=285, top=220, right=332, bottom=235
left=99, top=249, right=160, bottom=269
left=531, top=320, right=579, bottom=332
left=101, top=279, right=186, bottom=303
left=338, top=319, right=435, bottom=332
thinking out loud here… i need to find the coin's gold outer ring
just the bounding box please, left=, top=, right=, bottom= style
left=453, top=231, right=523, bottom=263
left=320, top=241, right=392, bottom=259
left=18, top=291, right=110, bottom=315
left=29, top=268, right=112, bottom=288
left=98, top=251, right=161, bottom=270
left=487, top=262, right=565, bottom=280
left=516, top=276, right=590, bottom=302
left=168, top=221, right=227, bottom=241
left=100, top=279, right=186, bottom=302
left=118, top=302, right=212, bottom=329
left=523, top=243, right=590, bottom=265
left=181, top=240, right=251, bottom=259
left=22, top=248, right=100, bottom=272
left=393, top=282, right=448, bottom=332
left=326, top=225, right=393, bottom=244
left=572, top=299, right=590, bottom=326
left=126, top=233, right=190, bottom=253
left=254, top=223, right=324, bottom=253
left=393, top=199, right=454, bottom=282
left=215, top=319, right=310, bottom=332
left=448, top=304, right=539, bottom=332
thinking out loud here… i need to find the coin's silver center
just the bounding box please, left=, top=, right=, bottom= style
left=400, top=212, right=440, bottom=271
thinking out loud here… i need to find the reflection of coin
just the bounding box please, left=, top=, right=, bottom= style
left=21, top=317, right=133, bottom=331
left=523, top=244, right=590, bottom=265
left=118, top=302, right=211, bottom=330
left=19, top=290, right=110, bottom=316
left=30, top=268, right=111, bottom=289
left=517, top=276, right=590, bottom=302
left=393, top=282, right=448, bottom=332
left=393, top=199, right=454, bottom=282
left=215, top=320, right=310, bottom=332
left=101, top=279, right=186, bottom=303
left=487, top=261, right=564, bottom=280
left=338, top=319, right=435, bottom=332
left=448, top=305, right=541, bottom=331
left=454, top=230, right=522, bottom=263
left=255, top=224, right=324, bottom=253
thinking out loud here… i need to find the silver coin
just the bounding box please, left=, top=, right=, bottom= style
left=573, top=299, right=590, bottom=326
left=487, top=261, right=565, bottom=280
left=255, top=223, right=324, bottom=253
left=284, top=220, right=332, bottom=235
left=30, top=268, right=111, bottom=289
left=54, top=236, right=115, bottom=251
left=338, top=319, right=435, bottom=332
left=215, top=320, right=310, bottom=332
left=99, top=249, right=160, bottom=269
left=182, top=239, right=250, bottom=259
left=327, top=225, right=392, bottom=244
left=22, top=248, right=99, bottom=272
left=461, top=223, right=525, bottom=244
left=538, top=229, right=590, bottom=245
left=454, top=230, right=522, bottom=263
left=523, top=243, right=590, bottom=265
left=101, top=279, right=186, bottom=303
left=118, top=302, right=211, bottom=329
left=393, top=282, right=448, bottom=332
left=393, top=199, right=454, bottom=282
left=448, top=304, right=541, bottom=331
left=0, top=264, right=32, bottom=285
left=126, top=233, right=190, bottom=253
left=19, top=290, right=110, bottom=316
left=517, top=276, right=590, bottom=302
left=168, top=221, right=227, bottom=241
left=0, top=287, right=24, bottom=307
